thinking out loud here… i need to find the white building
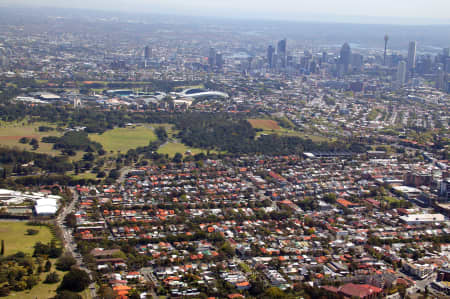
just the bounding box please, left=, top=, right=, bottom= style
left=399, top=213, right=445, bottom=225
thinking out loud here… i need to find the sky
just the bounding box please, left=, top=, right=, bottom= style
left=3, top=0, right=450, bottom=24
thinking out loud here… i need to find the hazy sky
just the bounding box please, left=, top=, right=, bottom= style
left=4, top=0, right=450, bottom=24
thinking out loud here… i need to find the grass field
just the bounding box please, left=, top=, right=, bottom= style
left=0, top=222, right=90, bottom=299
left=70, top=172, right=98, bottom=180
left=248, top=119, right=281, bottom=130
left=0, top=221, right=54, bottom=256
left=173, top=84, right=205, bottom=92
left=158, top=141, right=211, bottom=157
left=0, top=121, right=63, bottom=156
left=89, top=126, right=157, bottom=153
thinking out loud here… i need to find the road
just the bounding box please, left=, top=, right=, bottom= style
left=57, top=188, right=97, bottom=299
left=117, top=166, right=133, bottom=184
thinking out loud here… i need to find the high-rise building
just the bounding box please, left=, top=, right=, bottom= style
left=208, top=48, right=216, bottom=67
left=443, top=48, right=450, bottom=58
left=384, top=34, right=389, bottom=66
left=407, top=41, right=417, bottom=72
left=443, top=48, right=450, bottom=71
left=322, top=51, right=328, bottom=63
left=267, top=45, right=275, bottom=68
left=144, top=46, right=151, bottom=60
left=339, top=42, right=351, bottom=74
left=397, top=61, right=407, bottom=85
left=436, top=68, right=448, bottom=91
left=216, top=53, right=224, bottom=68
left=351, top=53, right=363, bottom=71
left=277, top=39, right=287, bottom=68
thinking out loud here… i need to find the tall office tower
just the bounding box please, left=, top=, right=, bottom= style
left=267, top=45, right=275, bottom=68
left=443, top=48, right=450, bottom=70
left=339, top=42, right=352, bottom=74
left=384, top=34, right=389, bottom=66
left=322, top=51, right=328, bottom=63
left=277, top=39, right=287, bottom=68
left=436, top=69, right=447, bottom=90
left=271, top=53, right=278, bottom=69
left=407, top=41, right=417, bottom=72
left=144, top=46, right=151, bottom=60
left=397, top=61, right=407, bottom=84
left=216, top=53, right=224, bottom=68
left=351, top=53, right=363, bottom=71
left=208, top=48, right=216, bottom=67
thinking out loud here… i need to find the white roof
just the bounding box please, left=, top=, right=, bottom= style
left=35, top=205, right=58, bottom=215
left=36, top=197, right=58, bottom=207
left=400, top=214, right=445, bottom=222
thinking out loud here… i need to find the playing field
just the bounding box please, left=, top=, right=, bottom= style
left=89, top=126, right=157, bottom=153
left=0, top=221, right=54, bottom=256
left=0, top=222, right=91, bottom=299
left=158, top=141, right=210, bottom=157
left=248, top=119, right=281, bottom=130
left=0, top=122, right=62, bottom=155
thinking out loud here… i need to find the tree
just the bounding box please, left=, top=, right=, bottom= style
left=64, top=213, right=77, bottom=228
left=26, top=229, right=39, bottom=235
left=19, top=137, right=30, bottom=144
left=261, top=287, right=289, bottom=299
left=173, top=152, right=183, bottom=163
left=25, top=276, right=39, bottom=289
left=30, top=138, right=39, bottom=146
left=45, top=260, right=52, bottom=272
left=53, top=290, right=83, bottom=299
left=55, top=254, right=77, bottom=271
left=219, top=241, right=235, bottom=257
left=97, top=285, right=116, bottom=299
left=58, top=268, right=90, bottom=292
left=44, top=272, right=60, bottom=284
left=0, top=286, right=10, bottom=296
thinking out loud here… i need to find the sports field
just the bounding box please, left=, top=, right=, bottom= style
left=89, top=126, right=157, bottom=153
left=0, top=221, right=54, bottom=256
left=0, top=122, right=62, bottom=155
left=0, top=222, right=91, bottom=299
left=248, top=119, right=281, bottom=130
left=158, top=141, right=210, bottom=157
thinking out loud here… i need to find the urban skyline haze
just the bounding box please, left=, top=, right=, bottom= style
left=3, top=0, right=450, bottom=25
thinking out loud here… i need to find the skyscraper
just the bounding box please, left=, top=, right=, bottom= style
left=144, top=46, right=151, bottom=60
left=407, top=41, right=417, bottom=72
left=267, top=45, right=275, bottom=68
left=397, top=61, right=407, bottom=85
left=339, top=42, right=351, bottom=74
left=384, top=34, right=389, bottom=66
left=322, top=51, right=328, bottom=63
left=208, top=48, right=216, bottom=68
left=277, top=39, right=287, bottom=68
left=443, top=48, right=449, bottom=71
left=216, top=53, right=224, bottom=69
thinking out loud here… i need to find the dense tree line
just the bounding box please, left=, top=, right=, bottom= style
left=42, top=131, right=103, bottom=153
left=0, top=147, right=73, bottom=174
left=175, top=113, right=359, bottom=155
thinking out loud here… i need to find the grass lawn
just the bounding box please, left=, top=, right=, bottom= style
left=158, top=141, right=211, bottom=157
left=255, top=128, right=329, bottom=142
left=0, top=222, right=90, bottom=299
left=5, top=258, right=91, bottom=299
left=89, top=126, right=157, bottom=153
left=150, top=123, right=177, bottom=138
left=0, top=121, right=63, bottom=156
left=173, top=84, right=205, bottom=92
left=70, top=172, right=98, bottom=180
left=0, top=221, right=54, bottom=256
left=248, top=119, right=281, bottom=130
